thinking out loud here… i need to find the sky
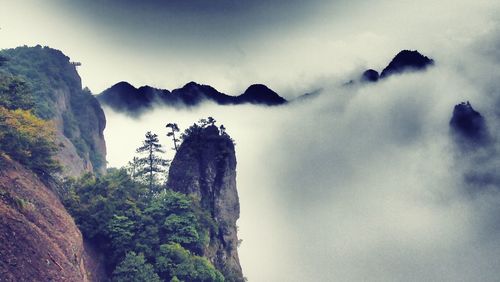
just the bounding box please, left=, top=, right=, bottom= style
left=1, top=0, right=497, bottom=96
left=3, top=1, right=500, bottom=281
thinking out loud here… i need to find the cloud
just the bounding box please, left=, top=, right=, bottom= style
left=103, top=24, right=500, bottom=280
left=93, top=1, right=500, bottom=281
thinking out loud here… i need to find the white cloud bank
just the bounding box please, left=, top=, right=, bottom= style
left=103, top=22, right=500, bottom=280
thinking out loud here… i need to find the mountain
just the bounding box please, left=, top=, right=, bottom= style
left=170, top=81, right=235, bottom=106
left=1, top=45, right=244, bottom=281
left=97, top=81, right=287, bottom=115
left=0, top=46, right=108, bottom=280
left=450, top=101, right=490, bottom=148
left=0, top=45, right=106, bottom=176
left=167, top=124, right=244, bottom=281
left=0, top=156, right=104, bottom=281
left=361, top=69, right=380, bottom=83
left=357, top=50, right=434, bottom=85
left=379, top=50, right=434, bottom=79
left=237, top=84, right=287, bottom=105
left=96, top=81, right=166, bottom=113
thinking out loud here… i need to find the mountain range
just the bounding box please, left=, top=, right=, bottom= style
left=97, top=81, right=287, bottom=114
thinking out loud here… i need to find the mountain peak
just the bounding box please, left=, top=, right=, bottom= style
left=380, top=50, right=434, bottom=78
left=183, top=81, right=201, bottom=88
left=361, top=69, right=380, bottom=83
left=238, top=84, right=287, bottom=105
left=450, top=101, right=490, bottom=148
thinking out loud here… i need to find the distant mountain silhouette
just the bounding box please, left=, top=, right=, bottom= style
left=358, top=50, right=434, bottom=84
left=380, top=50, right=434, bottom=78
left=97, top=81, right=287, bottom=114
left=361, top=69, right=379, bottom=83
left=97, top=82, right=168, bottom=112
left=237, top=84, right=287, bottom=105
left=450, top=101, right=490, bottom=148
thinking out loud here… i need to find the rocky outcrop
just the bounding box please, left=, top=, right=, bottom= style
left=357, top=50, right=434, bottom=85
left=167, top=125, right=244, bottom=281
left=0, top=46, right=107, bottom=176
left=97, top=80, right=287, bottom=115
left=450, top=101, right=490, bottom=148
left=361, top=69, right=380, bottom=83
left=380, top=50, right=434, bottom=79
left=0, top=156, right=93, bottom=281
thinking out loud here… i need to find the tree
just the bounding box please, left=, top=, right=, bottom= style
left=136, top=131, right=168, bottom=192
left=126, top=156, right=140, bottom=180
left=219, top=125, right=226, bottom=136
left=198, top=116, right=216, bottom=128
left=112, top=252, right=160, bottom=282
left=155, top=243, right=224, bottom=282
left=0, top=55, right=7, bottom=66
left=0, top=107, right=60, bottom=176
left=0, top=75, right=34, bottom=111
left=166, top=123, right=180, bottom=152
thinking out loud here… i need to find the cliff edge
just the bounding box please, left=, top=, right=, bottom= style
left=167, top=125, right=244, bottom=281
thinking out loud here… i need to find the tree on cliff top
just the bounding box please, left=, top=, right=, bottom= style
left=166, top=123, right=180, bottom=152
left=136, top=131, right=168, bottom=192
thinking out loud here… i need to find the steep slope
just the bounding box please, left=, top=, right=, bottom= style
left=167, top=125, right=244, bottom=281
left=0, top=156, right=93, bottom=281
left=97, top=80, right=287, bottom=114
left=0, top=45, right=106, bottom=176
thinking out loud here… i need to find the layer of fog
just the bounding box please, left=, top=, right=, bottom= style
left=103, top=26, right=500, bottom=281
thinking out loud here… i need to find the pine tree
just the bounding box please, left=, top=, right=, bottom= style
left=126, top=156, right=140, bottom=180
left=112, top=252, right=160, bottom=282
left=136, top=131, right=168, bottom=192
left=165, top=123, right=180, bottom=152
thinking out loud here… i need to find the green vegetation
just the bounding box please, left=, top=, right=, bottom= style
left=0, top=45, right=79, bottom=119
left=0, top=74, right=34, bottom=110
left=166, top=123, right=180, bottom=152
left=135, top=131, right=169, bottom=191
left=0, top=71, right=60, bottom=176
left=0, top=108, right=61, bottom=176
left=112, top=252, right=161, bottom=282
left=62, top=168, right=223, bottom=281
left=0, top=46, right=106, bottom=172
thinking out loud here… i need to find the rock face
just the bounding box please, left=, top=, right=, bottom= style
left=98, top=81, right=287, bottom=115
left=0, top=156, right=93, bottom=281
left=450, top=101, right=490, bottom=148
left=0, top=45, right=107, bottom=176
left=167, top=125, right=244, bottom=281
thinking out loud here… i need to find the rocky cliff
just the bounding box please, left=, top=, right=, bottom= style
left=450, top=101, right=491, bottom=148
left=167, top=125, right=244, bottom=281
left=0, top=156, right=104, bottom=281
left=0, top=46, right=108, bottom=281
left=0, top=45, right=106, bottom=176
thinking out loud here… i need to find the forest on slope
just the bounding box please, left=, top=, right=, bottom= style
left=0, top=46, right=244, bottom=282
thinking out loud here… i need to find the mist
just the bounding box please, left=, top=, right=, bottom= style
left=101, top=21, right=500, bottom=280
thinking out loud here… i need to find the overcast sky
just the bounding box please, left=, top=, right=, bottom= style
left=1, top=0, right=497, bottom=96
